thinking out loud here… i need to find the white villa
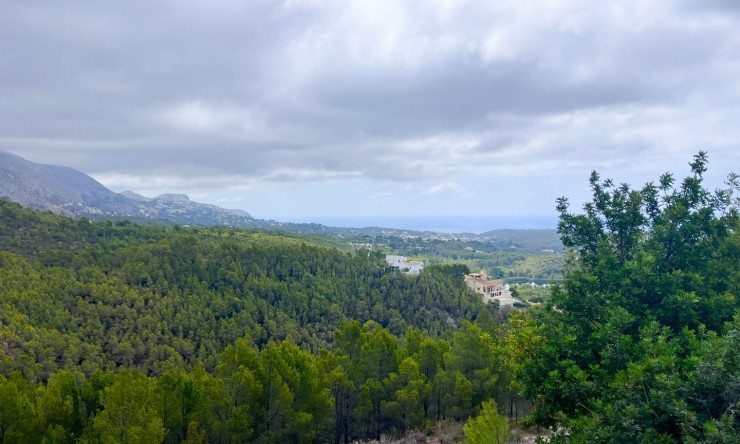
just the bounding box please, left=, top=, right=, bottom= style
left=385, top=255, right=424, bottom=275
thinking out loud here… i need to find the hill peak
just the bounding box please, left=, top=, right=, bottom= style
left=154, top=193, right=190, bottom=203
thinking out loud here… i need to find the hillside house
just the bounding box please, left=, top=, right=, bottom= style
left=386, top=255, right=424, bottom=275
left=465, top=272, right=516, bottom=305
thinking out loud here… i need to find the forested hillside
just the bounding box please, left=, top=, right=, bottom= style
left=1, top=153, right=739, bottom=443
left=0, top=200, right=522, bottom=443
left=0, top=200, right=489, bottom=375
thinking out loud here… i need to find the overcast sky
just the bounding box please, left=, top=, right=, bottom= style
left=2, top=0, right=740, bottom=229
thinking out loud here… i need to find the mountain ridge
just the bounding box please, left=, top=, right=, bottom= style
left=0, top=150, right=254, bottom=225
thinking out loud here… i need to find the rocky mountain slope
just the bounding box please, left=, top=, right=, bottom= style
left=0, top=150, right=254, bottom=226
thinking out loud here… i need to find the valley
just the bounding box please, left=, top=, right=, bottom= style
left=0, top=154, right=738, bottom=443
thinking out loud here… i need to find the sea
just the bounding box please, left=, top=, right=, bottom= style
left=282, top=215, right=559, bottom=234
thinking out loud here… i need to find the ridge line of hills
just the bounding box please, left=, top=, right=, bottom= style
left=0, top=150, right=256, bottom=226
left=0, top=150, right=558, bottom=241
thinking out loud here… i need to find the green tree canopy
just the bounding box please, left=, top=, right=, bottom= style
left=522, top=152, right=740, bottom=442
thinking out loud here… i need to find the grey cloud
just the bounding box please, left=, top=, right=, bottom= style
left=679, top=0, right=740, bottom=15
left=1, top=0, right=739, bottom=215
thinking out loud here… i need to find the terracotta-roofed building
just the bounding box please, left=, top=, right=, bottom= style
left=464, top=272, right=505, bottom=303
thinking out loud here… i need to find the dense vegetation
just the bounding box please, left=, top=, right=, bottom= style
left=0, top=200, right=529, bottom=443
left=1, top=152, right=738, bottom=443
left=521, top=153, right=740, bottom=442
left=0, top=201, right=489, bottom=376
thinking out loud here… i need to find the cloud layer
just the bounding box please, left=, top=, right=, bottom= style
left=2, top=0, right=739, bottom=223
